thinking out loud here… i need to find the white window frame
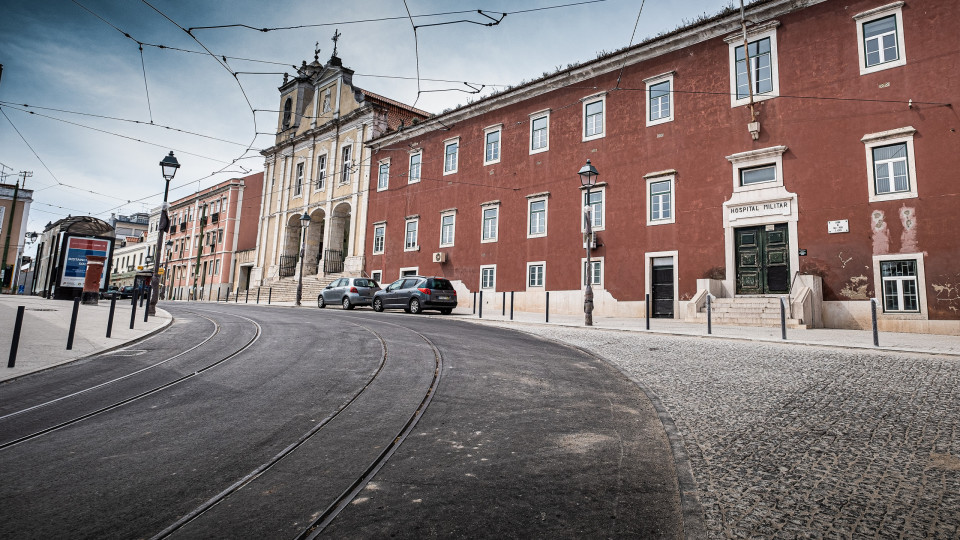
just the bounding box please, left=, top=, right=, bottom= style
left=370, top=270, right=382, bottom=284
left=725, top=21, right=781, bottom=108
left=404, top=218, right=419, bottom=252
left=854, top=2, right=906, bottom=75
left=340, top=144, right=353, bottom=185
left=399, top=266, right=419, bottom=279
left=439, top=209, right=456, bottom=248
left=862, top=127, right=917, bottom=203
left=529, top=109, right=550, bottom=154
left=483, top=124, right=502, bottom=165
left=480, top=264, right=496, bottom=291
left=644, top=71, right=675, bottom=127
left=580, top=184, right=606, bottom=232
left=871, top=253, right=927, bottom=319
left=377, top=159, right=390, bottom=191
left=443, top=137, right=460, bottom=175
left=315, top=154, right=326, bottom=191
left=481, top=202, right=499, bottom=243
left=526, top=261, right=545, bottom=289
left=372, top=223, right=386, bottom=255
left=581, top=93, right=607, bottom=142
left=526, top=194, right=549, bottom=238
left=408, top=150, right=422, bottom=184
left=581, top=257, right=603, bottom=287
left=726, top=145, right=788, bottom=194
left=294, top=162, right=304, bottom=196
left=645, top=172, right=676, bottom=225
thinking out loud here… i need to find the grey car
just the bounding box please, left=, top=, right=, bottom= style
left=372, top=276, right=457, bottom=314
left=318, top=277, right=381, bottom=309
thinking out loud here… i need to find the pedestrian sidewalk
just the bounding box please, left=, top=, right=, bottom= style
left=0, top=295, right=172, bottom=382
left=451, top=306, right=960, bottom=357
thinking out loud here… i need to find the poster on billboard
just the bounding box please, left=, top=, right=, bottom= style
left=60, top=236, right=112, bottom=288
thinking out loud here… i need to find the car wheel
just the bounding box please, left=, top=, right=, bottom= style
left=409, top=298, right=422, bottom=314
left=373, top=298, right=384, bottom=312
left=317, top=294, right=326, bottom=308
left=342, top=297, right=353, bottom=310
left=440, top=308, right=452, bottom=315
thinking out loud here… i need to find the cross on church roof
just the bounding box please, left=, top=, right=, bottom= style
left=314, top=41, right=320, bottom=61
left=331, top=29, right=341, bottom=57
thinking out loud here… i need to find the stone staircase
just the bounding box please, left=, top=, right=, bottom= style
left=247, top=273, right=343, bottom=303
left=693, top=296, right=809, bottom=329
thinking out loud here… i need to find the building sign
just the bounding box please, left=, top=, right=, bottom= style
left=827, top=219, right=849, bottom=234
left=60, top=237, right=112, bottom=288
left=727, top=200, right=791, bottom=221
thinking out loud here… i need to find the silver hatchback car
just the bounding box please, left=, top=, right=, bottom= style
left=318, top=277, right=381, bottom=309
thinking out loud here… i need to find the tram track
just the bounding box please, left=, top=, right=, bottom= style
left=144, top=307, right=445, bottom=540
left=0, top=309, right=262, bottom=451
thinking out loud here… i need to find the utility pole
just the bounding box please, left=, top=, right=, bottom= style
left=2, top=171, right=31, bottom=293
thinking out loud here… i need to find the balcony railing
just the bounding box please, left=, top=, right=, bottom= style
left=278, top=254, right=297, bottom=278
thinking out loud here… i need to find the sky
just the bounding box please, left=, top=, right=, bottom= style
left=1, top=0, right=737, bottom=253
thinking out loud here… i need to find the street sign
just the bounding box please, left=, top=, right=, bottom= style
left=158, top=268, right=165, bottom=275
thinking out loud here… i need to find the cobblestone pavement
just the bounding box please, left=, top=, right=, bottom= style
left=498, top=324, right=960, bottom=539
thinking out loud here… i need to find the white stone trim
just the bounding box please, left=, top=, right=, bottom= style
left=526, top=261, right=546, bottom=289
left=854, top=2, right=906, bottom=75
left=728, top=24, right=780, bottom=107
left=871, top=252, right=928, bottom=319
left=483, top=124, right=503, bottom=166
left=644, top=71, right=675, bottom=127
left=480, top=264, right=497, bottom=290
left=527, top=195, right=549, bottom=239
left=443, top=136, right=460, bottom=175
left=862, top=127, right=918, bottom=203
left=644, top=250, right=679, bottom=319
left=439, top=209, right=456, bottom=248
left=646, top=174, right=676, bottom=226
left=529, top=109, right=550, bottom=155
left=581, top=93, right=607, bottom=142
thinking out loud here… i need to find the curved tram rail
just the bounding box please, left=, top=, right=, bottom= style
left=145, top=309, right=445, bottom=540
left=0, top=309, right=262, bottom=451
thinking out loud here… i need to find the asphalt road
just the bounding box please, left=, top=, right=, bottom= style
left=0, top=304, right=685, bottom=539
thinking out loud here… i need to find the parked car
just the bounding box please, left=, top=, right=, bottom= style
left=372, top=276, right=457, bottom=314
left=318, top=277, right=381, bottom=309
left=100, top=285, right=120, bottom=299
left=117, top=285, right=135, bottom=299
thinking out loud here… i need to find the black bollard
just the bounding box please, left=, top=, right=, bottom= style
left=130, top=288, right=139, bottom=329
left=256, top=288, right=260, bottom=304
left=8, top=306, right=25, bottom=368
left=106, top=296, right=117, bottom=338
left=871, top=298, right=879, bottom=347
left=268, top=287, right=272, bottom=305
left=780, top=297, right=787, bottom=340
left=144, top=293, right=150, bottom=323
left=472, top=292, right=476, bottom=315
left=66, top=297, right=81, bottom=350
left=707, top=294, right=712, bottom=335
left=546, top=291, right=550, bottom=323
left=510, top=291, right=514, bottom=320
left=479, top=291, right=483, bottom=319
left=139, top=287, right=145, bottom=308
left=645, top=293, right=651, bottom=330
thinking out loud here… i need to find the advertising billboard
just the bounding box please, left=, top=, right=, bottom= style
left=60, top=236, right=112, bottom=288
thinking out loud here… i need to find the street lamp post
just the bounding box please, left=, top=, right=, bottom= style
left=578, top=159, right=599, bottom=327
left=295, top=211, right=310, bottom=306
left=148, top=151, right=180, bottom=315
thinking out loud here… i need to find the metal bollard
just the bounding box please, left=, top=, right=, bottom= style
left=707, top=294, right=712, bottom=335
left=8, top=306, right=25, bottom=368
left=510, top=291, right=514, bottom=320
left=256, top=288, right=260, bottom=304
left=871, top=298, right=879, bottom=347
left=472, top=292, right=476, bottom=315
left=144, top=293, right=150, bottom=323
left=645, top=293, right=651, bottom=330
left=546, top=291, right=550, bottom=323
left=780, top=297, right=787, bottom=340
left=66, top=297, right=81, bottom=350
left=139, top=287, right=145, bottom=308
left=130, top=288, right=138, bottom=329
left=502, top=291, right=506, bottom=316
left=106, top=296, right=117, bottom=338
left=479, top=291, right=483, bottom=319
left=268, top=287, right=272, bottom=305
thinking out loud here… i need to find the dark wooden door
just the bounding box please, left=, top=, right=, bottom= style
left=736, top=224, right=790, bottom=294
left=651, top=260, right=674, bottom=318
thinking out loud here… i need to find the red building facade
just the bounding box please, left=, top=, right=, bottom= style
left=364, top=0, right=959, bottom=334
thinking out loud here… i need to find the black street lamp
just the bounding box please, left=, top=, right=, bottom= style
left=295, top=211, right=310, bottom=306
left=149, top=151, right=180, bottom=315
left=578, top=159, right=599, bottom=327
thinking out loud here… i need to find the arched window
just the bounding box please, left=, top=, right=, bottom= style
left=282, top=98, right=292, bottom=129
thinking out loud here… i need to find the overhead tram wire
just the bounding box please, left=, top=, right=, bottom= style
left=615, top=0, right=646, bottom=89
left=0, top=101, right=255, bottom=148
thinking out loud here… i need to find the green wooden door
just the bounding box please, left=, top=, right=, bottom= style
left=736, top=224, right=790, bottom=294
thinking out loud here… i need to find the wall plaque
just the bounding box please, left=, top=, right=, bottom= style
left=827, top=219, right=849, bottom=234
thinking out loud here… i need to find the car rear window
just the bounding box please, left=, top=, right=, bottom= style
left=353, top=279, right=376, bottom=288
left=426, top=278, right=454, bottom=290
